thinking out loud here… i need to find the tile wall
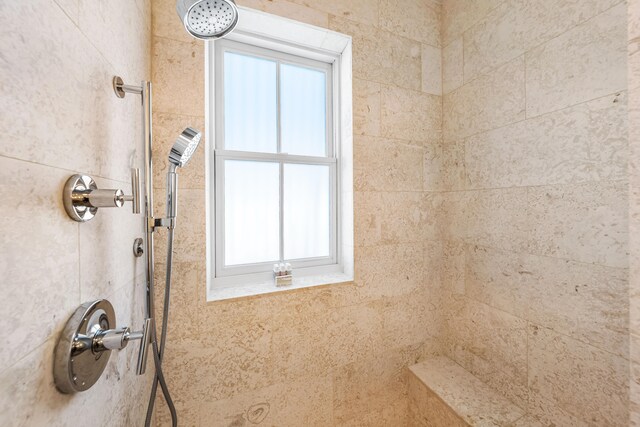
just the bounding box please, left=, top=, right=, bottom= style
left=0, top=0, right=153, bottom=425
left=441, top=0, right=630, bottom=424
left=151, top=0, right=445, bottom=425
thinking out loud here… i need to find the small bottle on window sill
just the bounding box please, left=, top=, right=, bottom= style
left=274, top=262, right=293, bottom=287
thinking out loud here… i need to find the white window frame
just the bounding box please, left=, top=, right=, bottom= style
left=206, top=7, right=354, bottom=300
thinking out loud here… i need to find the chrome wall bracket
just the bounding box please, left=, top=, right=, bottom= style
left=54, top=299, right=153, bottom=394
left=113, top=76, right=143, bottom=99
left=63, top=169, right=141, bottom=222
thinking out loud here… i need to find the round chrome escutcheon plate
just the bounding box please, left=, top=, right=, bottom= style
left=63, top=174, right=98, bottom=222
left=53, top=299, right=115, bottom=393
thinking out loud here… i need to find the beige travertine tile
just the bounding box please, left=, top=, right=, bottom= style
left=465, top=187, right=529, bottom=253
left=528, top=324, right=629, bottom=425
left=153, top=188, right=206, bottom=263
left=527, top=181, right=628, bottom=268
left=353, top=243, right=426, bottom=301
left=423, top=239, right=445, bottom=284
left=424, top=138, right=465, bottom=191
left=54, top=0, right=79, bottom=24
left=442, top=37, right=463, bottom=94
left=630, top=32, right=640, bottom=92
left=0, top=0, right=151, bottom=424
left=353, top=78, right=381, bottom=137
left=166, top=317, right=274, bottom=401
left=526, top=3, right=627, bottom=117
left=236, top=0, right=329, bottom=28
left=329, top=16, right=422, bottom=91
left=152, top=0, right=194, bottom=43
left=422, top=44, right=443, bottom=95
left=295, top=0, right=378, bottom=25
left=463, top=0, right=620, bottom=82
left=354, top=191, right=431, bottom=247
left=156, top=396, right=201, bottom=427
left=438, top=192, right=470, bottom=242
left=525, top=392, right=587, bottom=427
left=0, top=336, right=146, bottom=426
left=521, top=254, right=628, bottom=358
left=333, top=345, right=422, bottom=424
left=517, top=0, right=621, bottom=52
left=409, top=371, right=467, bottom=426
left=354, top=136, right=424, bottom=192
left=463, top=245, right=528, bottom=318
left=0, top=0, right=141, bottom=183
left=632, top=362, right=640, bottom=426
left=409, top=356, right=526, bottom=426
left=463, top=1, right=523, bottom=82
left=465, top=245, right=629, bottom=358
left=78, top=0, right=151, bottom=79
left=381, top=292, right=440, bottom=350
left=449, top=339, right=530, bottom=410
left=631, top=0, right=640, bottom=40
left=152, top=36, right=205, bottom=116
left=270, top=300, right=384, bottom=381
left=442, top=0, right=503, bottom=46
left=153, top=262, right=203, bottom=344
left=465, top=92, right=628, bottom=189
left=199, top=376, right=333, bottom=426
left=440, top=240, right=466, bottom=294
left=447, top=297, right=528, bottom=386
left=339, top=398, right=408, bottom=427
left=0, top=158, right=80, bottom=372
left=443, top=57, right=525, bottom=140
left=380, top=0, right=441, bottom=47
left=152, top=112, right=206, bottom=190
left=510, top=415, right=545, bottom=427
left=381, top=85, right=442, bottom=142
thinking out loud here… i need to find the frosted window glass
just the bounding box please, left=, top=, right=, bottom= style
left=283, top=164, right=330, bottom=260
left=224, top=52, right=277, bottom=153
left=280, top=64, right=327, bottom=157
left=225, top=160, right=280, bottom=266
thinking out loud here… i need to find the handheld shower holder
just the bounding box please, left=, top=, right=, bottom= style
left=63, top=169, right=141, bottom=222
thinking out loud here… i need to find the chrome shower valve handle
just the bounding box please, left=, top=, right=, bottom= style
left=63, top=168, right=142, bottom=222
left=54, top=299, right=154, bottom=393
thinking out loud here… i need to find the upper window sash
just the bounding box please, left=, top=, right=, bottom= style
left=214, top=39, right=335, bottom=159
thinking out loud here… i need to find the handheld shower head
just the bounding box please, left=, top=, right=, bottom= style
left=176, top=0, right=239, bottom=40
left=168, top=127, right=202, bottom=171
left=166, top=128, right=202, bottom=222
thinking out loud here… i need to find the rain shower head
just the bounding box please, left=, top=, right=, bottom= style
left=176, top=0, right=239, bottom=40
left=168, top=127, right=202, bottom=170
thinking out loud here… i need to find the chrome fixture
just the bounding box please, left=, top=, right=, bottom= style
left=176, top=0, right=238, bottom=40
left=110, top=76, right=201, bottom=427
left=157, top=127, right=202, bottom=230
left=133, top=237, right=144, bottom=258
left=53, top=300, right=152, bottom=394
left=62, top=169, right=140, bottom=222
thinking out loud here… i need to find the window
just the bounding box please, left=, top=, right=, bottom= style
left=207, top=9, right=353, bottom=298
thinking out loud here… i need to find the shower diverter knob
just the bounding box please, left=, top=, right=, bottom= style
left=63, top=169, right=141, bottom=222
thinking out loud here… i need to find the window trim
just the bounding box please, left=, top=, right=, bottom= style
left=213, top=40, right=338, bottom=279
left=206, top=7, right=354, bottom=299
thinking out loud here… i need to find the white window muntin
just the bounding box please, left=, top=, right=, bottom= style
left=213, top=38, right=339, bottom=283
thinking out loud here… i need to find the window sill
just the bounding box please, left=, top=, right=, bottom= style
left=207, top=272, right=353, bottom=302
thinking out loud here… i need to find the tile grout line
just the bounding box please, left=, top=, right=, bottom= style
left=447, top=88, right=627, bottom=143
left=451, top=0, right=625, bottom=91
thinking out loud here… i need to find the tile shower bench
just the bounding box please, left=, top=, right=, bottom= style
left=408, top=357, right=540, bottom=426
